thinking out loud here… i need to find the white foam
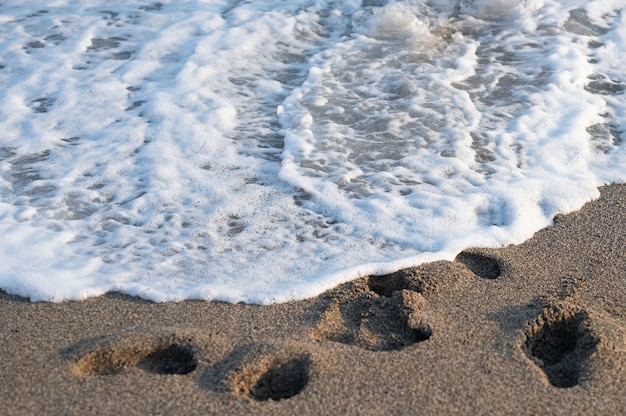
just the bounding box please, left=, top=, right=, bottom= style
left=0, top=0, right=624, bottom=303
left=461, top=0, right=543, bottom=22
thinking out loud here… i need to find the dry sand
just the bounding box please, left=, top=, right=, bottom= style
left=1, top=184, right=626, bottom=415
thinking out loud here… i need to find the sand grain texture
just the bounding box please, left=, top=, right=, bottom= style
left=2, top=184, right=626, bottom=415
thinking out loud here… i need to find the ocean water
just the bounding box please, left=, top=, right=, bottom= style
left=0, top=0, right=624, bottom=303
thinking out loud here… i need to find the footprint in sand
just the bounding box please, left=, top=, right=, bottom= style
left=310, top=276, right=432, bottom=352
left=67, top=331, right=198, bottom=376
left=231, top=355, right=310, bottom=401
left=202, top=345, right=311, bottom=402
left=523, top=306, right=598, bottom=388
left=455, top=250, right=504, bottom=280
left=311, top=250, right=505, bottom=351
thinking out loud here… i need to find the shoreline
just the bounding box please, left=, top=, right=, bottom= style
left=2, top=183, right=626, bottom=415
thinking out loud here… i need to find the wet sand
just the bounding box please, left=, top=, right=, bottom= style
left=2, top=184, right=626, bottom=415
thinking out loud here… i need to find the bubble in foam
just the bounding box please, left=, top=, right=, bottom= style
left=368, top=3, right=433, bottom=42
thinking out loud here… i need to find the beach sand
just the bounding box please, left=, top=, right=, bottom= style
left=2, top=184, right=625, bottom=415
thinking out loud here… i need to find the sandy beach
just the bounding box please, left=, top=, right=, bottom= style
left=1, top=183, right=625, bottom=415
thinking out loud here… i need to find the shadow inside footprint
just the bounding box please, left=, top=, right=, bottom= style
left=368, top=273, right=411, bottom=297
left=455, top=251, right=502, bottom=279
left=136, top=344, right=197, bottom=375
left=524, top=308, right=598, bottom=388
left=249, top=356, right=310, bottom=401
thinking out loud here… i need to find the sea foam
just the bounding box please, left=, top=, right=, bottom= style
left=0, top=0, right=624, bottom=303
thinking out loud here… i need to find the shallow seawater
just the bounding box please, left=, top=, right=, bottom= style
left=0, top=0, right=624, bottom=303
